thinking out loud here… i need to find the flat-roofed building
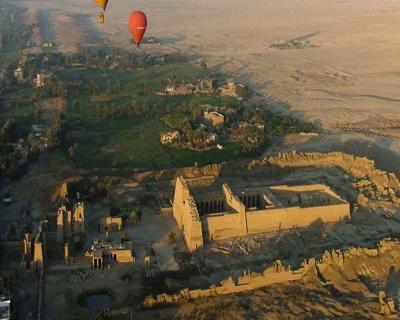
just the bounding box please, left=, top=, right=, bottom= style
left=89, top=240, right=134, bottom=268
left=204, top=111, right=225, bottom=128
left=99, top=216, right=123, bottom=233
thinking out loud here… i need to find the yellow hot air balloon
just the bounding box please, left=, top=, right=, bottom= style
left=94, top=0, right=108, bottom=11
left=93, top=0, right=108, bottom=23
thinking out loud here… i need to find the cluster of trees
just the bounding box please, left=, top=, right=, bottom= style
left=65, top=47, right=188, bottom=70
left=162, top=99, right=318, bottom=151
left=182, top=128, right=217, bottom=149
left=230, top=107, right=317, bottom=148
left=0, top=119, right=26, bottom=179
left=0, top=119, right=18, bottom=144
left=264, top=110, right=317, bottom=135
left=47, top=116, right=66, bottom=149
left=0, top=143, right=26, bottom=179
left=0, top=8, right=31, bottom=53
left=69, top=176, right=122, bottom=200
left=0, top=64, right=17, bottom=91
left=100, top=100, right=169, bottom=120
left=163, top=114, right=218, bottom=150
left=41, top=77, right=97, bottom=99
left=176, top=100, right=204, bottom=120
left=0, top=116, right=47, bottom=179
left=231, top=125, right=264, bottom=149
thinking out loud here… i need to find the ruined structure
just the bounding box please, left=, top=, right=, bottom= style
left=99, top=216, right=123, bottom=233
left=21, top=221, right=48, bottom=275
left=87, top=240, right=134, bottom=268
left=173, top=177, right=350, bottom=251
left=144, top=239, right=400, bottom=308
left=262, top=151, right=400, bottom=206
left=32, top=221, right=49, bottom=274
left=379, top=291, right=396, bottom=316
left=56, top=202, right=85, bottom=245
left=64, top=243, right=69, bottom=265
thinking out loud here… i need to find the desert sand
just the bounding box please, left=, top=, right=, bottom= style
left=18, top=0, right=400, bottom=154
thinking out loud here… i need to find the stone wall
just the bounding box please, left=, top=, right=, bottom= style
left=223, top=183, right=247, bottom=235
left=114, top=249, right=134, bottom=263
left=246, top=203, right=350, bottom=234
left=201, top=212, right=241, bottom=241
left=144, top=239, right=400, bottom=308
left=172, top=177, right=203, bottom=251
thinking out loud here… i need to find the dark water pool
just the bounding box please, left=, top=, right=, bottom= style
left=86, top=294, right=113, bottom=311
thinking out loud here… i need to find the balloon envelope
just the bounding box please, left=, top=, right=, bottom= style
left=129, top=11, right=147, bottom=46
left=94, top=0, right=108, bottom=11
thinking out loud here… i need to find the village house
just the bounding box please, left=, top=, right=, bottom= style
left=203, top=111, right=225, bottom=128
left=31, top=124, right=43, bottom=136
left=164, top=78, right=196, bottom=96
left=205, top=132, right=218, bottom=144
left=160, top=131, right=181, bottom=145
left=220, top=80, right=247, bottom=100
left=196, top=78, right=217, bottom=95
left=34, top=72, right=52, bottom=88
left=13, top=65, right=24, bottom=82
left=42, top=42, right=54, bottom=48
left=162, top=77, right=217, bottom=96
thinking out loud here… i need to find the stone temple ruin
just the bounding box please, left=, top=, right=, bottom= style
left=173, top=177, right=350, bottom=251
left=86, top=240, right=134, bottom=268
left=56, top=202, right=85, bottom=246
left=145, top=238, right=400, bottom=308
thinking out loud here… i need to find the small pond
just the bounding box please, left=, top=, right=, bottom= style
left=86, top=294, right=113, bottom=311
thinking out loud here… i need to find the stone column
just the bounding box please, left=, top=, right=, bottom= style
left=64, top=243, right=69, bottom=265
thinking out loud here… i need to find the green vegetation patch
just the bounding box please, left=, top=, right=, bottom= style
left=60, top=63, right=261, bottom=169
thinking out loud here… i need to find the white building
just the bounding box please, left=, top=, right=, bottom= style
left=0, top=296, right=10, bottom=320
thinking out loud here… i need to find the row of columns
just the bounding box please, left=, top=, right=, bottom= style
left=93, top=257, right=103, bottom=268
left=92, top=253, right=117, bottom=268
left=196, top=200, right=226, bottom=216
left=239, top=194, right=261, bottom=209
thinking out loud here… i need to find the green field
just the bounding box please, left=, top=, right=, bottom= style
left=0, top=85, right=38, bottom=128
left=59, top=63, right=260, bottom=169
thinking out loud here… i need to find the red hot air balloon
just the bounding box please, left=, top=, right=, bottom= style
left=129, top=11, right=147, bottom=47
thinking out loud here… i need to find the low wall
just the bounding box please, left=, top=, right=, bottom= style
left=144, top=262, right=306, bottom=307
left=262, top=151, right=400, bottom=205
left=144, top=238, right=400, bottom=308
